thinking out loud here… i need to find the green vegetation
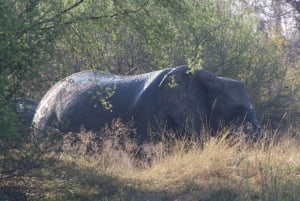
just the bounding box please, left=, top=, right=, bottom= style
left=1, top=0, right=299, bottom=135
left=1, top=0, right=300, bottom=200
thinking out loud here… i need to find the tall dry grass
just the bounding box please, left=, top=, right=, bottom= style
left=1, top=121, right=300, bottom=201
left=54, top=124, right=300, bottom=201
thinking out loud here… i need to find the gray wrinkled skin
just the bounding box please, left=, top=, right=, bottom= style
left=32, top=65, right=265, bottom=142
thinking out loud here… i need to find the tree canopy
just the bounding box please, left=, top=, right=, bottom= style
left=1, top=0, right=300, bottom=142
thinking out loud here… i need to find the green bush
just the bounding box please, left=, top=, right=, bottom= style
left=0, top=0, right=298, bottom=137
left=0, top=107, right=19, bottom=145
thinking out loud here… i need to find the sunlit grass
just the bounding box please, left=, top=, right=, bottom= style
left=1, top=127, right=300, bottom=201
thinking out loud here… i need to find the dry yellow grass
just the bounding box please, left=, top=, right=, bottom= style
left=137, top=137, right=300, bottom=200
left=1, top=128, right=300, bottom=201
left=53, top=130, right=300, bottom=201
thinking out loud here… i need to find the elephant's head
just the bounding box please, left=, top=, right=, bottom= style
left=158, top=65, right=265, bottom=139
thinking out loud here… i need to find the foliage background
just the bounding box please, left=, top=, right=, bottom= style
left=0, top=0, right=299, bottom=142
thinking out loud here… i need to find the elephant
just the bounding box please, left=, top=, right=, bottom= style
left=32, top=65, right=265, bottom=142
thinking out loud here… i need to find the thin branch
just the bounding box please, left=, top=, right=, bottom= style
left=84, top=0, right=149, bottom=20
left=61, top=0, right=84, bottom=15
left=16, top=0, right=85, bottom=38
left=42, top=0, right=150, bottom=30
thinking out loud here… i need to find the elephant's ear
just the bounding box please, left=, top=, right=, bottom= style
left=158, top=66, right=201, bottom=129
left=159, top=65, right=189, bottom=89
left=194, top=69, right=222, bottom=91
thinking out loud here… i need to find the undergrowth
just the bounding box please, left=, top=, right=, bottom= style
left=1, top=121, right=300, bottom=201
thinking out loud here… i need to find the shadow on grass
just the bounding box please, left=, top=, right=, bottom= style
left=2, top=151, right=300, bottom=201
left=4, top=158, right=241, bottom=201
left=17, top=159, right=166, bottom=201
left=17, top=160, right=278, bottom=201
left=2, top=156, right=300, bottom=201
left=0, top=186, right=27, bottom=201
left=27, top=161, right=138, bottom=201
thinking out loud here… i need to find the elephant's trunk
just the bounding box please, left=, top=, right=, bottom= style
left=250, top=120, right=266, bottom=139
left=246, top=109, right=266, bottom=141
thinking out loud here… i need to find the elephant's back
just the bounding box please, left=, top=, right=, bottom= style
left=45, top=71, right=122, bottom=102
left=32, top=68, right=171, bottom=132
left=63, top=70, right=121, bottom=85
left=64, top=69, right=171, bottom=87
